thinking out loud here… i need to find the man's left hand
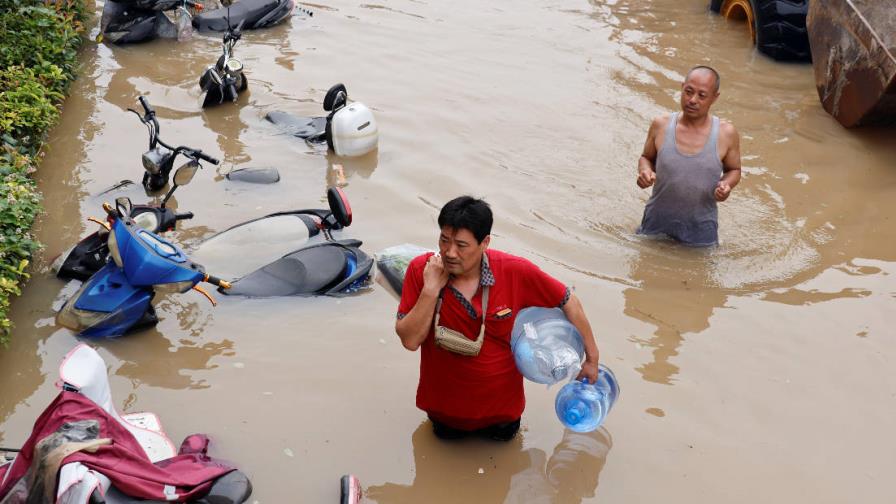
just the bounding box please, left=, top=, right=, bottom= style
left=714, top=181, right=732, bottom=202
left=576, top=360, right=599, bottom=384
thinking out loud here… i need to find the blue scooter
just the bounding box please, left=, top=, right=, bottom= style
left=56, top=195, right=231, bottom=338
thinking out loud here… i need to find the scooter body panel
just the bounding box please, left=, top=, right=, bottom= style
left=112, top=218, right=204, bottom=290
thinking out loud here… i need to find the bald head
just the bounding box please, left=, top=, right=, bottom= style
left=686, top=66, right=720, bottom=94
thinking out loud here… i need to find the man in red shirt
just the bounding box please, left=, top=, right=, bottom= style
left=396, top=196, right=600, bottom=440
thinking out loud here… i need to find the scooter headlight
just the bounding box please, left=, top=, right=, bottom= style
left=56, top=284, right=113, bottom=331
left=107, top=230, right=123, bottom=268
left=132, top=211, right=159, bottom=232
left=154, top=280, right=197, bottom=294
left=224, top=58, right=243, bottom=76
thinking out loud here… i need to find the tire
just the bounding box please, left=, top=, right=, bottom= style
left=718, top=0, right=810, bottom=62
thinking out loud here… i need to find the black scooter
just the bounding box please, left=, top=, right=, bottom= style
left=99, top=0, right=199, bottom=44
left=189, top=187, right=373, bottom=297
left=199, top=4, right=248, bottom=108
left=192, top=0, right=302, bottom=32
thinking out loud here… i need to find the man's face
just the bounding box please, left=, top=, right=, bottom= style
left=679, top=71, right=719, bottom=120
left=438, top=226, right=489, bottom=276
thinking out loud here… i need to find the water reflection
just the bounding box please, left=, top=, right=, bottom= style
left=325, top=150, right=378, bottom=188
left=201, top=100, right=251, bottom=164
left=624, top=245, right=727, bottom=385
left=367, top=422, right=611, bottom=504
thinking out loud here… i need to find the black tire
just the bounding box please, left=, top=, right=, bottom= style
left=752, top=0, right=810, bottom=62
left=238, top=72, right=248, bottom=92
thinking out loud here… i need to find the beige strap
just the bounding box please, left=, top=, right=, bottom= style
left=434, top=284, right=490, bottom=339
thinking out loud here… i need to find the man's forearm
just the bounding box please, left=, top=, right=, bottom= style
left=721, top=167, right=741, bottom=189
left=638, top=155, right=655, bottom=174
left=562, top=294, right=600, bottom=364
left=395, top=290, right=439, bottom=351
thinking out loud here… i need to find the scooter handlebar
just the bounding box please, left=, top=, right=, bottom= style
left=138, top=96, right=155, bottom=117
left=205, top=274, right=231, bottom=290
left=175, top=211, right=194, bottom=221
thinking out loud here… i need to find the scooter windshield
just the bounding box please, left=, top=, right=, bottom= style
left=190, top=214, right=317, bottom=280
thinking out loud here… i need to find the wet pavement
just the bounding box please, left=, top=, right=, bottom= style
left=1, top=0, right=895, bottom=502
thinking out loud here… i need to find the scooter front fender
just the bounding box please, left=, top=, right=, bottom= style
left=57, top=263, right=155, bottom=338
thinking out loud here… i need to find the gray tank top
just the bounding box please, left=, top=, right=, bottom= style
left=638, top=112, right=722, bottom=246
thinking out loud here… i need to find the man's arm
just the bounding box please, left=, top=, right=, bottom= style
left=637, top=117, right=663, bottom=189
left=395, top=255, right=448, bottom=351
left=714, top=122, right=741, bottom=202
left=562, top=293, right=600, bottom=384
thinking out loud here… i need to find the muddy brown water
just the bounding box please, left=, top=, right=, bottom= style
left=2, top=0, right=895, bottom=502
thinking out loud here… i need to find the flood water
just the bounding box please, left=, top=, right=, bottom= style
left=2, top=0, right=895, bottom=502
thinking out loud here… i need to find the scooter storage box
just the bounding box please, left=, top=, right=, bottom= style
left=330, top=103, right=379, bottom=157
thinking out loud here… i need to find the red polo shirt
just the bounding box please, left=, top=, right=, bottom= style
left=398, top=249, right=568, bottom=430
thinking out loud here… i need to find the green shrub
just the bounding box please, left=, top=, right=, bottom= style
left=0, top=0, right=85, bottom=344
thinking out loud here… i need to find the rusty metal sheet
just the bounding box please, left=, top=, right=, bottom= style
left=807, top=0, right=896, bottom=127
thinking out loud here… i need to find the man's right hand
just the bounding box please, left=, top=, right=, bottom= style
left=422, top=254, right=449, bottom=296
left=637, top=168, right=656, bottom=188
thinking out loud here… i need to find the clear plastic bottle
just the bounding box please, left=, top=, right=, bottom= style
left=510, top=307, right=585, bottom=385
left=554, top=365, right=620, bottom=432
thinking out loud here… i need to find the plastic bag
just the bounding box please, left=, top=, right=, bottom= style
left=176, top=6, right=193, bottom=41
left=376, top=244, right=431, bottom=295
left=510, top=307, right=585, bottom=385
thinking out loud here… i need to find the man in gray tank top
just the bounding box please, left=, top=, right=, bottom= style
left=636, top=66, right=742, bottom=246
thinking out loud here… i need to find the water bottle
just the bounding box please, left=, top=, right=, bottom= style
left=554, top=365, right=619, bottom=432
left=511, top=307, right=584, bottom=385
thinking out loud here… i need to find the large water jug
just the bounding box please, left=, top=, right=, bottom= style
left=554, top=365, right=619, bottom=432
left=510, top=307, right=585, bottom=385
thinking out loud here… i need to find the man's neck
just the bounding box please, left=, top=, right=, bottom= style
left=679, top=112, right=712, bottom=129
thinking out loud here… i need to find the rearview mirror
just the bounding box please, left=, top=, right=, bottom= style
left=173, top=160, right=200, bottom=186
left=115, top=197, right=133, bottom=218
left=327, top=186, right=352, bottom=227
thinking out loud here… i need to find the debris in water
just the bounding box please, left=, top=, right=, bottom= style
left=284, top=448, right=294, bottom=458
left=478, top=468, right=484, bottom=474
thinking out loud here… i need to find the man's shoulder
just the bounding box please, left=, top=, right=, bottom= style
left=487, top=249, right=537, bottom=272
left=651, top=113, right=672, bottom=128
left=717, top=118, right=739, bottom=139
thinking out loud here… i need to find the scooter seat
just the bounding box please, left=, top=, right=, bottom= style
left=225, top=244, right=349, bottom=297
left=192, top=0, right=281, bottom=31
left=97, top=470, right=252, bottom=503
left=265, top=111, right=326, bottom=140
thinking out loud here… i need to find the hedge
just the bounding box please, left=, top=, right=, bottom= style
left=0, top=0, right=86, bottom=344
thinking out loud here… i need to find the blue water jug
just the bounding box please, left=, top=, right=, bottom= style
left=510, top=307, right=584, bottom=385
left=554, top=365, right=619, bottom=432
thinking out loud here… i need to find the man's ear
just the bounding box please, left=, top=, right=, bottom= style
left=481, top=235, right=491, bottom=249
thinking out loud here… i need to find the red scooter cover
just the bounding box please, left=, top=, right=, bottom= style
left=0, top=392, right=234, bottom=502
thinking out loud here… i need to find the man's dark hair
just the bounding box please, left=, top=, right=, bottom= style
left=438, top=196, right=492, bottom=243
left=687, top=65, right=721, bottom=93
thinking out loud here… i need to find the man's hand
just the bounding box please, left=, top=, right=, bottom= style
left=422, top=254, right=449, bottom=296
left=576, top=360, right=599, bottom=384
left=714, top=180, right=732, bottom=202
left=637, top=168, right=656, bottom=189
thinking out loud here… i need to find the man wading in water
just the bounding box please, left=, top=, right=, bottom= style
left=636, top=65, right=742, bottom=246
left=395, top=196, right=600, bottom=441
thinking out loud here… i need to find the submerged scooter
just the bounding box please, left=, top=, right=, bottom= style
left=53, top=158, right=205, bottom=281
left=189, top=187, right=373, bottom=297
left=99, top=0, right=200, bottom=44
left=265, top=83, right=379, bottom=157
left=56, top=197, right=232, bottom=337
left=0, top=344, right=252, bottom=503
left=192, top=0, right=300, bottom=32
left=133, top=96, right=223, bottom=192
left=52, top=96, right=220, bottom=281
left=199, top=3, right=248, bottom=108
